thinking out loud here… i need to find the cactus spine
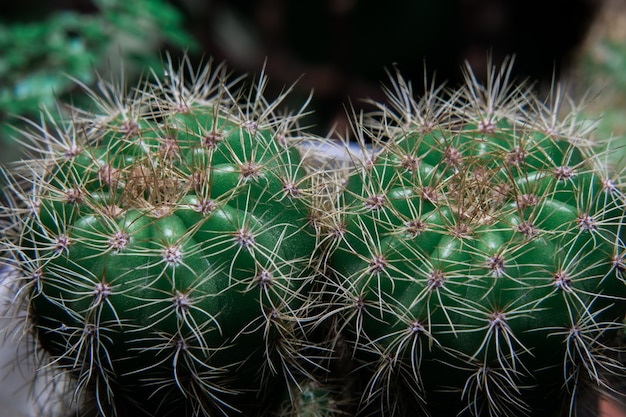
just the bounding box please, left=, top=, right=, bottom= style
left=324, top=61, right=626, bottom=416
left=1, top=55, right=625, bottom=417
left=1, top=57, right=324, bottom=416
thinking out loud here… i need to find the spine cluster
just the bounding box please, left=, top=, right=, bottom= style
left=0, top=57, right=624, bottom=417
left=322, top=62, right=626, bottom=416
left=1, top=57, right=324, bottom=416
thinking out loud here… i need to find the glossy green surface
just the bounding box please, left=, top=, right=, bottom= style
left=330, top=120, right=626, bottom=414
left=21, top=106, right=317, bottom=414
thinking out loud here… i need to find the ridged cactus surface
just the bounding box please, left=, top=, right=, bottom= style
left=1, top=58, right=321, bottom=416
left=325, top=63, right=626, bottom=416
left=1, top=57, right=625, bottom=417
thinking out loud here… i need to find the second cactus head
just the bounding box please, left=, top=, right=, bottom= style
left=325, top=61, right=626, bottom=416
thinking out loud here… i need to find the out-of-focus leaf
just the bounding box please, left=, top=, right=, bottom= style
left=0, top=0, right=197, bottom=164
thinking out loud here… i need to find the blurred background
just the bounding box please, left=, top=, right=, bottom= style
left=0, top=1, right=625, bottom=416
left=0, top=0, right=624, bottom=151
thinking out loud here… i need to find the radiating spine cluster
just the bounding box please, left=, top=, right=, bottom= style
left=1, top=57, right=326, bottom=416
left=1, top=56, right=625, bottom=417
left=322, top=61, right=626, bottom=416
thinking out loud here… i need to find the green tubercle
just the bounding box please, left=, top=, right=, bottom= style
left=327, top=62, right=626, bottom=416
left=3, top=57, right=321, bottom=416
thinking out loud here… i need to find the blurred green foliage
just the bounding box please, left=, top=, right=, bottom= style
left=0, top=0, right=197, bottom=163
left=582, top=37, right=626, bottom=142
left=582, top=39, right=626, bottom=92
left=576, top=4, right=626, bottom=171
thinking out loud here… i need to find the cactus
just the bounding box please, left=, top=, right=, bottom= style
left=271, top=377, right=352, bottom=417
left=2, top=51, right=625, bottom=417
left=324, top=60, right=626, bottom=416
left=0, top=56, right=324, bottom=416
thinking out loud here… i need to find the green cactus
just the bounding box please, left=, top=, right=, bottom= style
left=1, top=57, right=323, bottom=416
left=2, top=52, right=625, bottom=417
left=324, top=61, right=626, bottom=416
left=271, top=377, right=351, bottom=417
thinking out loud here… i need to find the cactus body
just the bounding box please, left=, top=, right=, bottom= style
left=327, top=64, right=626, bottom=416
left=2, top=59, right=320, bottom=416
left=2, top=56, right=625, bottom=417
left=272, top=379, right=348, bottom=417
